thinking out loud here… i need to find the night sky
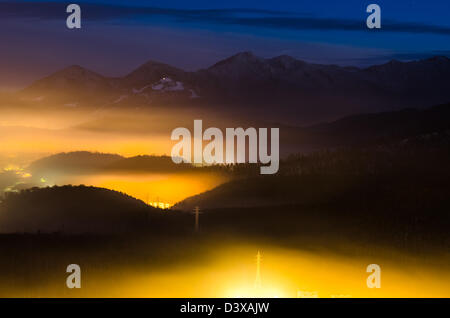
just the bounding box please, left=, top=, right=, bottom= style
left=0, top=0, right=449, bottom=90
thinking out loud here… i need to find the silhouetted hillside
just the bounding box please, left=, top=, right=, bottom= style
left=302, top=102, right=450, bottom=148
left=28, top=151, right=123, bottom=175
left=175, top=142, right=450, bottom=224
left=168, top=146, right=450, bottom=251
left=27, top=152, right=195, bottom=176
left=0, top=186, right=171, bottom=234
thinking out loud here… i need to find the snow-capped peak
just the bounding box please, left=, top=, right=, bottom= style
left=151, top=77, right=185, bottom=92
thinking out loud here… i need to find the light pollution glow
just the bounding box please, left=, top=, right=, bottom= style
left=3, top=245, right=449, bottom=298
left=55, top=172, right=230, bottom=206
left=0, top=106, right=232, bottom=202
left=0, top=99, right=448, bottom=299
left=129, top=246, right=450, bottom=298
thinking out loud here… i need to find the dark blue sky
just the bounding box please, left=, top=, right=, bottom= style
left=1, top=0, right=449, bottom=89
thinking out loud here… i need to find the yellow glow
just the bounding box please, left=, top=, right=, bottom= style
left=149, top=202, right=172, bottom=209
left=1, top=242, right=449, bottom=298
left=0, top=102, right=448, bottom=299
left=54, top=172, right=229, bottom=205
left=118, top=246, right=450, bottom=298
left=3, top=164, right=22, bottom=172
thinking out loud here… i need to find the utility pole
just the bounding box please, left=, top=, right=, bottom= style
left=194, top=206, right=201, bottom=232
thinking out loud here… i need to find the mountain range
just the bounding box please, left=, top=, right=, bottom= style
left=18, top=52, right=450, bottom=124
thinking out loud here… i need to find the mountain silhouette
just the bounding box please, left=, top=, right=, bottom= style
left=28, top=151, right=124, bottom=175
left=0, top=186, right=166, bottom=234
left=295, top=102, right=450, bottom=150
left=19, top=53, right=450, bottom=124
left=27, top=152, right=193, bottom=176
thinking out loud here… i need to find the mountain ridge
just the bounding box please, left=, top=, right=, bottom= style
left=18, top=52, right=450, bottom=124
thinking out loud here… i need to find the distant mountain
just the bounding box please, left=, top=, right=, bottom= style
left=28, top=151, right=124, bottom=175
left=26, top=65, right=110, bottom=91
left=27, top=152, right=193, bottom=176
left=194, top=52, right=450, bottom=123
left=120, top=60, right=187, bottom=89
left=21, top=65, right=114, bottom=105
left=362, top=56, right=450, bottom=93
left=18, top=53, right=450, bottom=124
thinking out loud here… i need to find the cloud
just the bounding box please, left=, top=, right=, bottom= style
left=382, top=50, right=450, bottom=60
left=1, top=1, right=450, bottom=36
